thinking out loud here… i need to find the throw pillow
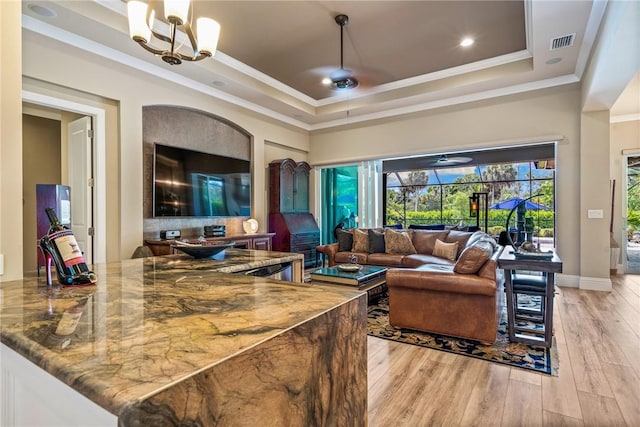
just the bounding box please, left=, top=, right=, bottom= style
left=384, top=229, right=417, bottom=255
left=336, top=229, right=353, bottom=252
left=351, top=228, right=370, bottom=253
left=433, top=239, right=459, bottom=261
left=445, top=230, right=474, bottom=258
left=453, top=241, right=494, bottom=274
left=368, top=229, right=386, bottom=253
left=411, top=230, right=449, bottom=254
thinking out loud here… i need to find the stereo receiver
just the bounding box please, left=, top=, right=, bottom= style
left=160, top=230, right=181, bottom=239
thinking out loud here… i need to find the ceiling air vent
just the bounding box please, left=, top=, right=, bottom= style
left=550, top=33, right=576, bottom=50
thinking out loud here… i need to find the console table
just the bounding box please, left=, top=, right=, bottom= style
left=145, top=232, right=275, bottom=256
left=498, top=249, right=563, bottom=347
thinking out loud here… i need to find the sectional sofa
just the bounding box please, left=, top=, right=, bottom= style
left=316, top=228, right=504, bottom=343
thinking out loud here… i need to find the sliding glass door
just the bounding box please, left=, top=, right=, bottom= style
left=319, top=166, right=358, bottom=244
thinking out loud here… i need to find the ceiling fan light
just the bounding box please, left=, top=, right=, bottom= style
left=164, top=0, right=190, bottom=25
left=197, top=17, right=220, bottom=56
left=332, top=77, right=359, bottom=90
left=127, top=0, right=151, bottom=43
left=321, top=77, right=332, bottom=86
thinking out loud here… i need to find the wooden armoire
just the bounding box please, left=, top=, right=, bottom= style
left=268, top=159, right=320, bottom=268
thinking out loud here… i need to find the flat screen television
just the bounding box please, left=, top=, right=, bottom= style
left=153, top=143, right=251, bottom=217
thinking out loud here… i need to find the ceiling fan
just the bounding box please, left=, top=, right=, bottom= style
left=429, top=154, right=473, bottom=166
left=324, top=14, right=359, bottom=90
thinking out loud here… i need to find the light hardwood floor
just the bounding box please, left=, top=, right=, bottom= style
left=368, top=275, right=640, bottom=426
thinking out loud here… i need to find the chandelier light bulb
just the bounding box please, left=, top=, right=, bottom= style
left=164, top=0, right=190, bottom=25
left=127, top=0, right=151, bottom=43
left=197, top=17, right=220, bottom=56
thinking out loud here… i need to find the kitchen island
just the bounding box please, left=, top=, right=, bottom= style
left=0, top=250, right=367, bottom=426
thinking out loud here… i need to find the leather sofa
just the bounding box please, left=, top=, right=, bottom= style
left=316, top=228, right=503, bottom=343
left=387, top=247, right=502, bottom=343
left=318, top=228, right=480, bottom=268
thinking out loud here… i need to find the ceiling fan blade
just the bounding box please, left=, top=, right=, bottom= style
left=448, top=156, right=473, bottom=164
left=428, top=155, right=473, bottom=166
left=330, top=68, right=353, bottom=80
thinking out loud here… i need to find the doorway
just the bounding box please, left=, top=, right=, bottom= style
left=22, top=108, right=94, bottom=273
left=624, top=155, right=640, bottom=274
left=22, top=91, right=107, bottom=271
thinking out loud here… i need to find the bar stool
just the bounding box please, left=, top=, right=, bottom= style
left=506, top=271, right=553, bottom=346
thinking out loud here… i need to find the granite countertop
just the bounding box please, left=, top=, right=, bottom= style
left=161, top=247, right=304, bottom=274
left=0, top=251, right=363, bottom=419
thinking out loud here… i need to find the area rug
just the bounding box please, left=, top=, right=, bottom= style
left=367, top=295, right=558, bottom=376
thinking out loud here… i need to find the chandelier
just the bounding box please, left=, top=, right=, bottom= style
left=127, top=0, right=220, bottom=65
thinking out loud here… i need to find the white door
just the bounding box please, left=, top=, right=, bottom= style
left=68, top=116, right=93, bottom=265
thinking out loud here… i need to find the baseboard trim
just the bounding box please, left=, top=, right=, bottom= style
left=579, top=276, right=612, bottom=292
left=556, top=274, right=612, bottom=291
left=557, top=274, right=579, bottom=288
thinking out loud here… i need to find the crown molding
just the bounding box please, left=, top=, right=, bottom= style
left=309, top=75, right=580, bottom=131
left=21, top=14, right=311, bottom=130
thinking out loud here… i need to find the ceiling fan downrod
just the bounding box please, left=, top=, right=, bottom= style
left=332, top=14, right=358, bottom=89
left=336, top=14, right=348, bottom=70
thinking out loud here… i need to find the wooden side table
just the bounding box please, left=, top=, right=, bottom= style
left=498, top=248, right=563, bottom=347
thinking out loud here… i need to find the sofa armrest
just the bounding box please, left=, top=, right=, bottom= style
left=316, top=243, right=339, bottom=267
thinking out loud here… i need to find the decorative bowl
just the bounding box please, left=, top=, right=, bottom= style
left=337, top=263, right=362, bottom=272
left=173, top=242, right=235, bottom=258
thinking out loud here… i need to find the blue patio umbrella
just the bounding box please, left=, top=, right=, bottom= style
left=490, top=196, right=550, bottom=246
left=489, top=197, right=551, bottom=211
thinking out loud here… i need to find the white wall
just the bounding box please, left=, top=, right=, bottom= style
left=580, top=110, right=611, bottom=290
left=1, top=1, right=23, bottom=281
left=20, top=30, right=309, bottom=269
left=310, top=86, right=582, bottom=278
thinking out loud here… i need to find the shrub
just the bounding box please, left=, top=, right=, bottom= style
left=488, top=226, right=504, bottom=236
left=539, top=228, right=554, bottom=237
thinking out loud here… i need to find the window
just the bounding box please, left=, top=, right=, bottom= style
left=383, top=160, right=555, bottom=241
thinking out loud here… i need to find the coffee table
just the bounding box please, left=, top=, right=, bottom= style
left=310, top=265, right=387, bottom=301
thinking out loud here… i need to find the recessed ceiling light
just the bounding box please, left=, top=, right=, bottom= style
left=460, top=38, right=474, bottom=47
left=546, top=57, right=562, bottom=65
left=27, top=3, right=57, bottom=17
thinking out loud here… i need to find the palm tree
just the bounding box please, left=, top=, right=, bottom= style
left=482, top=164, right=518, bottom=201
left=402, top=170, right=429, bottom=212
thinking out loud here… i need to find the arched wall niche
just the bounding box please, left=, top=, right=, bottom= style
left=142, top=105, right=253, bottom=239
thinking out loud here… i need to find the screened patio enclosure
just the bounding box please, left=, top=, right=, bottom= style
left=317, top=144, right=556, bottom=247
left=382, top=144, right=556, bottom=243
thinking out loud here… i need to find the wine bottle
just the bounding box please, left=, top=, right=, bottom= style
left=39, top=207, right=97, bottom=286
